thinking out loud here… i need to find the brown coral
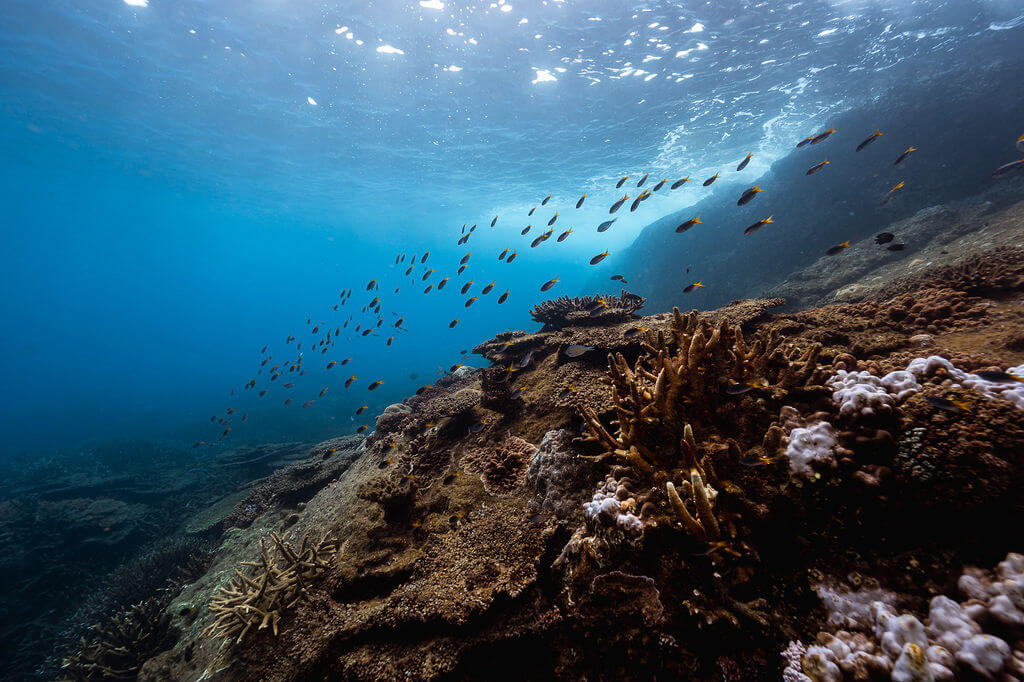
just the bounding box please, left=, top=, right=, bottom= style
left=462, top=435, right=538, bottom=496
left=530, top=289, right=645, bottom=330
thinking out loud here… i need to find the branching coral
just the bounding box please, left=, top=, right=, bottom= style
left=202, top=530, right=337, bottom=644
left=63, top=596, right=173, bottom=681
left=530, top=289, right=645, bottom=330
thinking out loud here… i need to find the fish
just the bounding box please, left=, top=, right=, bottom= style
left=193, top=441, right=204, bottom=448
left=283, top=382, right=294, bottom=388
left=422, top=268, right=434, bottom=281
left=510, top=387, right=527, bottom=400
left=887, top=244, right=906, bottom=252
left=744, top=215, right=773, bottom=235
left=974, top=370, right=1024, bottom=383
left=481, top=281, right=495, bottom=294
left=1018, top=134, right=1024, bottom=153
left=702, top=172, right=719, bottom=186
left=856, top=129, right=883, bottom=151
left=327, top=360, right=337, bottom=369
left=341, top=357, right=352, bottom=365
left=449, top=362, right=463, bottom=372
left=470, top=420, right=489, bottom=433
left=564, top=344, right=594, bottom=358
left=528, top=206, right=536, bottom=216
left=519, top=350, right=535, bottom=368
left=319, top=387, right=329, bottom=397
left=630, top=190, right=651, bottom=211
left=461, top=280, right=474, bottom=295
left=356, top=405, right=368, bottom=415
left=737, top=153, right=752, bottom=171
left=611, top=274, right=628, bottom=283
left=825, top=240, right=851, bottom=256
left=557, top=387, right=577, bottom=400
left=465, top=296, right=478, bottom=307
left=458, top=264, right=468, bottom=275
left=724, top=380, right=765, bottom=395
left=457, top=234, right=469, bottom=245
left=737, top=185, right=762, bottom=205
left=597, top=219, right=616, bottom=232
left=670, top=176, right=691, bottom=190
left=541, top=277, right=560, bottom=292
left=368, top=380, right=384, bottom=390
left=530, top=230, right=552, bottom=248
left=576, top=194, right=586, bottom=209
left=421, top=251, right=430, bottom=263
left=460, top=253, right=472, bottom=265
left=498, top=290, right=509, bottom=304
left=498, top=248, right=508, bottom=260
left=361, top=328, right=373, bottom=336
left=652, top=178, right=667, bottom=191
left=491, top=216, right=497, bottom=227
left=345, top=375, right=357, bottom=388
left=683, top=281, right=704, bottom=293
left=675, top=216, right=701, bottom=233
left=557, top=228, right=574, bottom=242
left=610, top=194, right=629, bottom=214
left=366, top=279, right=377, bottom=290
left=880, top=181, right=904, bottom=205
left=636, top=173, right=649, bottom=187
left=926, top=395, right=970, bottom=414
left=875, top=232, right=895, bottom=244
left=992, top=158, right=1024, bottom=178
left=590, top=250, right=610, bottom=265
left=449, top=319, right=459, bottom=328
left=405, top=266, right=414, bottom=276
left=616, top=176, right=629, bottom=188
left=809, top=127, right=835, bottom=144
left=547, top=212, right=559, bottom=226
left=623, top=326, right=647, bottom=339
left=507, top=251, right=517, bottom=263
left=261, top=345, right=268, bottom=353
left=805, top=160, right=830, bottom=175
left=387, top=336, right=394, bottom=346
left=284, top=398, right=292, bottom=405
left=438, top=277, right=449, bottom=290
left=541, top=195, right=553, bottom=206
left=424, top=284, right=433, bottom=293
left=356, top=425, right=368, bottom=433
left=259, top=389, right=267, bottom=396
left=894, top=146, right=917, bottom=165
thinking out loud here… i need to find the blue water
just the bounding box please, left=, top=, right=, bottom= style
left=2, top=0, right=1023, bottom=459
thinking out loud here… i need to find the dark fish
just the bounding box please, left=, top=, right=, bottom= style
left=460, top=253, right=472, bottom=265
left=636, top=173, right=649, bottom=187
left=361, top=328, right=372, bottom=336
left=422, top=268, right=434, bottom=281
left=974, top=370, right=1023, bottom=383
left=261, top=345, right=268, bottom=353
left=809, top=127, right=835, bottom=144
left=519, top=350, right=535, bottom=368
left=449, top=319, right=459, bottom=328
left=356, top=425, right=368, bottom=433
left=702, top=172, right=719, bottom=186
left=992, top=158, right=1024, bottom=178
left=470, top=420, right=488, bottom=433
left=259, top=389, right=267, bottom=396
left=623, top=327, right=646, bottom=339
left=521, top=225, right=531, bottom=235
left=1018, top=134, right=1024, bottom=153
left=345, top=375, right=357, bottom=388
left=564, top=344, right=594, bottom=358
left=925, top=395, right=969, bottom=414
left=481, top=281, right=495, bottom=294
left=616, top=176, right=629, bottom=188
left=541, top=277, right=560, bottom=292
left=805, top=160, right=829, bottom=175
left=341, top=357, right=352, bottom=365
left=557, top=229, right=574, bottom=242
left=405, top=266, right=414, bottom=276
left=541, top=195, right=552, bottom=205
left=737, top=185, right=762, bottom=205
left=506, top=251, right=517, bottom=263
left=528, top=206, right=536, bottom=216
left=652, top=178, right=667, bottom=191
left=510, top=387, right=526, bottom=400
left=458, top=264, right=467, bottom=274
left=676, top=216, right=701, bottom=233
left=670, top=176, right=691, bottom=190
left=874, top=232, right=895, bottom=244
left=589, top=250, right=610, bottom=265
left=498, top=248, right=508, bottom=260
left=424, top=284, right=433, bottom=293
left=737, top=153, right=752, bottom=171
left=319, top=387, right=329, bottom=397
left=880, top=181, right=904, bottom=206
left=458, top=234, right=469, bottom=245
left=894, top=146, right=916, bottom=166
left=421, top=251, right=430, bottom=263
left=576, top=194, right=586, bottom=209
left=597, top=219, right=616, bottom=232
left=611, top=274, right=628, bottom=283
left=825, top=240, right=851, bottom=256
left=630, top=195, right=643, bottom=212
left=366, top=279, right=377, bottom=290
left=465, top=296, right=478, bottom=307
left=557, top=387, right=577, bottom=400
left=368, top=380, right=384, bottom=391
left=491, top=216, right=497, bottom=227
left=461, top=280, right=474, bottom=294
left=856, top=129, right=882, bottom=152
left=744, top=216, right=773, bottom=236
left=327, top=360, right=337, bottom=369
left=683, top=280, right=704, bottom=293
left=438, top=277, right=449, bottom=290
left=356, top=405, right=368, bottom=415
left=547, top=212, right=559, bottom=226
left=531, top=230, right=553, bottom=248
left=498, top=290, right=509, bottom=304
left=887, top=243, right=906, bottom=252
left=610, top=194, right=629, bottom=214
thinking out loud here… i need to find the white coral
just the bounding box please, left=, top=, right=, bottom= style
left=786, top=422, right=840, bottom=478
left=582, top=476, right=643, bottom=535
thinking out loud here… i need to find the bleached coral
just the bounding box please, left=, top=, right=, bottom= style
left=826, top=369, right=920, bottom=419
left=786, top=422, right=841, bottom=478
left=583, top=475, right=643, bottom=535
left=784, top=554, right=1024, bottom=681
left=907, top=356, right=1024, bottom=410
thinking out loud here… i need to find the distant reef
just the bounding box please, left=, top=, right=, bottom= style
left=64, top=221, right=1024, bottom=681
left=611, top=57, right=1024, bottom=314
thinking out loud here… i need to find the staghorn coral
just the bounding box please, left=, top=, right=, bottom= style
left=202, top=530, right=337, bottom=644
left=63, top=596, right=174, bottom=681
left=530, top=289, right=645, bottom=330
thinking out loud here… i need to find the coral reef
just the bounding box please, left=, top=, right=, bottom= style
left=63, top=596, right=175, bottom=681
left=529, top=289, right=645, bottom=330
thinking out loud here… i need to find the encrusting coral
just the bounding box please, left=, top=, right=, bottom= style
left=202, top=530, right=337, bottom=644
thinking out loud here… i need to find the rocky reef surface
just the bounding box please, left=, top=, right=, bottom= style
left=65, top=224, right=1024, bottom=682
